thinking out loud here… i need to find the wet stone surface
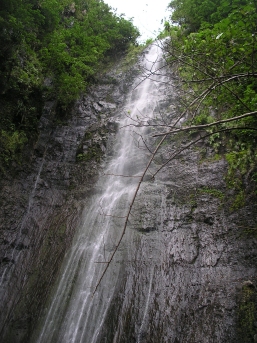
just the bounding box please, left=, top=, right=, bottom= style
left=0, top=43, right=257, bottom=343
left=98, top=147, right=257, bottom=343
left=0, top=54, right=142, bottom=342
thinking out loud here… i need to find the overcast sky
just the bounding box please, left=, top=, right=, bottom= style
left=104, top=0, right=170, bottom=42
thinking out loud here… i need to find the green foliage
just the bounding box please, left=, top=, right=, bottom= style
left=165, top=0, right=257, bottom=198
left=226, top=149, right=256, bottom=178
left=0, top=0, right=140, bottom=172
left=39, top=0, right=139, bottom=106
left=224, top=148, right=257, bottom=209
left=169, top=0, right=250, bottom=32
left=76, top=145, right=103, bottom=162
left=199, top=187, right=224, bottom=200
left=0, top=130, right=28, bottom=172
left=237, top=283, right=257, bottom=343
left=118, top=44, right=146, bottom=72
left=193, top=112, right=213, bottom=125
left=145, top=38, right=154, bottom=45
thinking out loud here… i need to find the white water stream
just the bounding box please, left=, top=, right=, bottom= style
left=34, top=42, right=167, bottom=343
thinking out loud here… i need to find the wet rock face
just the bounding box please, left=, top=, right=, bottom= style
left=1, top=44, right=257, bottom=343
left=98, top=148, right=257, bottom=343
left=0, top=59, right=140, bottom=342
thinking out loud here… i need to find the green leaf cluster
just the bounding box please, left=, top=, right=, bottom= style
left=0, top=0, right=140, bottom=172
left=169, top=0, right=250, bottom=33
left=166, top=0, right=257, bottom=194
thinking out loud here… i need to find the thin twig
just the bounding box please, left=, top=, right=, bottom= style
left=104, top=173, right=141, bottom=178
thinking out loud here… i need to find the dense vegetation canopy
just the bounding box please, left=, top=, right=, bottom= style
left=0, top=0, right=139, bottom=172
left=161, top=0, right=257, bottom=205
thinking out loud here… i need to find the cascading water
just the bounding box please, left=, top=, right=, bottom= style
left=33, top=42, right=168, bottom=343
left=29, top=40, right=257, bottom=343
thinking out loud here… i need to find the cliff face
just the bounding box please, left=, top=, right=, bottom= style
left=0, top=55, right=141, bottom=342
left=0, top=44, right=257, bottom=343
left=98, top=144, right=257, bottom=343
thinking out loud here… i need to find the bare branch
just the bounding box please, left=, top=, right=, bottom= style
left=92, top=133, right=168, bottom=295
left=133, top=64, right=168, bottom=90
left=93, top=123, right=257, bottom=295
left=166, top=46, right=254, bottom=113
left=103, top=173, right=141, bottom=178
left=153, top=127, right=257, bottom=177
left=153, top=111, right=257, bottom=137
left=133, top=131, right=154, bottom=154
left=92, top=37, right=257, bottom=296
left=179, top=72, right=257, bottom=83
left=99, top=203, right=127, bottom=219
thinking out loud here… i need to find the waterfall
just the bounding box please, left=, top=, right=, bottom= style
left=33, top=42, right=168, bottom=343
